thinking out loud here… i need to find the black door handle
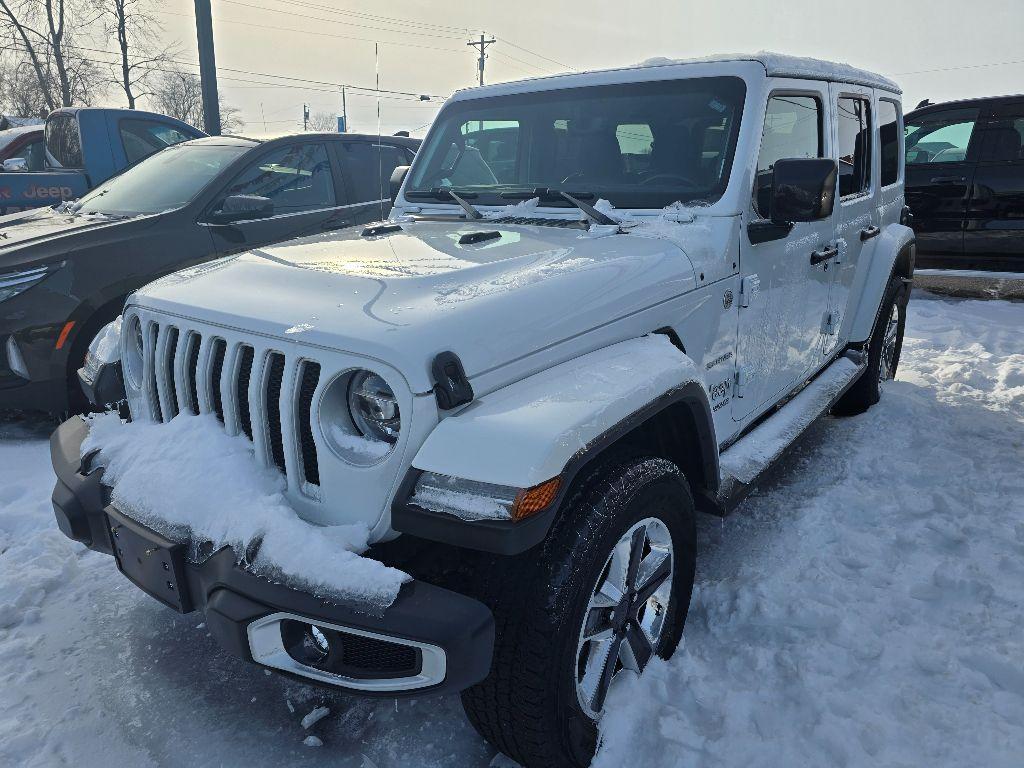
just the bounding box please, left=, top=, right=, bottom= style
left=929, top=175, right=966, bottom=184
left=810, top=246, right=838, bottom=265
left=860, top=225, right=881, bottom=241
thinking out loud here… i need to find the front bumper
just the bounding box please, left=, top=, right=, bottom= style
left=50, top=416, right=495, bottom=697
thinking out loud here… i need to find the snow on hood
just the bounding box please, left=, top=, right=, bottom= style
left=82, top=412, right=410, bottom=609
left=133, top=218, right=706, bottom=393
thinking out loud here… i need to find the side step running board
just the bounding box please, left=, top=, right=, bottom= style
left=711, top=354, right=866, bottom=513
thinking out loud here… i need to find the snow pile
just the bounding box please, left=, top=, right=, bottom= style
left=482, top=197, right=542, bottom=219
left=596, top=296, right=1024, bottom=768
left=81, top=412, right=409, bottom=608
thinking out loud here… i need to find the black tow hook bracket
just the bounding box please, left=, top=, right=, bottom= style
left=432, top=351, right=474, bottom=410
left=362, top=223, right=403, bottom=238
left=458, top=230, right=501, bottom=245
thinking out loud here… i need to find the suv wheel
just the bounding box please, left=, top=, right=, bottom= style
left=832, top=275, right=908, bottom=417
left=461, top=456, right=697, bottom=768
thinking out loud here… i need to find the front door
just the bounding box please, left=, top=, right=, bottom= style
left=734, top=86, right=837, bottom=422
left=904, top=106, right=982, bottom=266
left=206, top=141, right=352, bottom=255
left=964, top=100, right=1024, bottom=271
left=824, top=86, right=879, bottom=357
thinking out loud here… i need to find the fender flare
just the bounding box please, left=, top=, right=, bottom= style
left=847, top=223, right=915, bottom=344
left=392, top=335, right=719, bottom=554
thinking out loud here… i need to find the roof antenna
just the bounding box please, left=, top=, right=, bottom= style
left=376, top=42, right=385, bottom=222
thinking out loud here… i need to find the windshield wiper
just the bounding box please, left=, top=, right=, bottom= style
left=406, top=187, right=482, bottom=220
left=557, top=192, right=618, bottom=227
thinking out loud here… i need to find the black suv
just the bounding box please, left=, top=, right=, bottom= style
left=0, top=132, right=419, bottom=414
left=905, top=94, right=1024, bottom=271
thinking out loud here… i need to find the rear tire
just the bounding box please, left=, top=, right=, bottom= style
left=461, top=456, right=697, bottom=768
left=832, top=275, right=908, bottom=417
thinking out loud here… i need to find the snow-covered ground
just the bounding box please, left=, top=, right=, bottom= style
left=1, top=293, right=1022, bottom=767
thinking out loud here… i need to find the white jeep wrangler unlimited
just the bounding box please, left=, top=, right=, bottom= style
left=52, top=54, right=912, bottom=767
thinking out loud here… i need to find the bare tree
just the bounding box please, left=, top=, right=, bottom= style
left=0, top=55, right=52, bottom=116
left=95, top=0, right=175, bottom=109
left=307, top=111, right=338, bottom=132
left=149, top=68, right=243, bottom=134
left=0, top=0, right=103, bottom=109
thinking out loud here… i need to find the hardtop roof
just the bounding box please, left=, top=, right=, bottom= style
left=455, top=51, right=901, bottom=101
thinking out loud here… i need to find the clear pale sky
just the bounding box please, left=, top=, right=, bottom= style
left=150, top=0, right=1024, bottom=137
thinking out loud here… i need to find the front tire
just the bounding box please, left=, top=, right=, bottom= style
left=461, top=456, right=697, bottom=768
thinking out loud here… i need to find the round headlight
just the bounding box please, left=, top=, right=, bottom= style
left=123, top=315, right=144, bottom=387
left=347, top=370, right=400, bottom=444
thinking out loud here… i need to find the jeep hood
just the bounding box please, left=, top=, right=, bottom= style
left=132, top=220, right=701, bottom=393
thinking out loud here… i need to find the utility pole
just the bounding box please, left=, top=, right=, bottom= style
left=341, top=86, right=347, bottom=133
left=193, top=0, right=221, bottom=135
left=467, top=33, right=496, bottom=86
left=303, top=104, right=309, bottom=132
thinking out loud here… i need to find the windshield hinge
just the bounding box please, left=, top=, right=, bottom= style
left=739, top=274, right=760, bottom=308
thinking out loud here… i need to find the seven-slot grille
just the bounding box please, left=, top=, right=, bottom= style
left=136, top=319, right=322, bottom=494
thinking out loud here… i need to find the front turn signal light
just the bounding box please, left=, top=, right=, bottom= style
left=511, top=477, right=562, bottom=522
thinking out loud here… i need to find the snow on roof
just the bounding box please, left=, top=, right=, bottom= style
left=457, top=51, right=900, bottom=100
left=638, top=52, right=901, bottom=93
left=0, top=115, right=43, bottom=130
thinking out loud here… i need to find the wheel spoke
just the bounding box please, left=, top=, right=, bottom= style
left=634, top=550, right=672, bottom=604
left=624, top=525, right=647, bottom=591
left=577, top=636, right=615, bottom=712
left=621, top=622, right=654, bottom=672
left=591, top=633, right=625, bottom=713
left=580, top=606, right=615, bottom=643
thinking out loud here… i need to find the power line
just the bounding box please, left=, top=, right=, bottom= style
left=499, top=38, right=576, bottom=72
left=256, top=0, right=473, bottom=37
left=219, top=0, right=469, bottom=43
left=895, top=57, right=1024, bottom=76
left=0, top=39, right=450, bottom=101
left=154, top=8, right=466, bottom=57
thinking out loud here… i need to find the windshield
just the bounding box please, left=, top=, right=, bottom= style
left=408, top=77, right=746, bottom=209
left=75, top=143, right=250, bottom=216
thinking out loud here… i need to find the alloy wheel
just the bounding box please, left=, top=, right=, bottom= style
left=879, top=302, right=901, bottom=382
left=574, top=517, right=674, bottom=719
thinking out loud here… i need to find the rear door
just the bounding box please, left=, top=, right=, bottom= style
left=904, top=106, right=982, bottom=265
left=206, top=141, right=352, bottom=254
left=335, top=140, right=414, bottom=225
left=823, top=85, right=878, bottom=357
left=964, top=99, right=1024, bottom=271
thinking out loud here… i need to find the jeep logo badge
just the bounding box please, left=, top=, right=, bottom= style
left=723, top=290, right=734, bottom=310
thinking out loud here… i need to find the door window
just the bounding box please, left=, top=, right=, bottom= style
left=878, top=100, right=901, bottom=186
left=45, top=113, right=83, bottom=168
left=837, top=97, right=872, bottom=197
left=979, top=109, right=1024, bottom=162
left=119, top=119, right=196, bottom=165
left=8, top=138, right=47, bottom=171
left=905, top=108, right=979, bottom=165
left=342, top=142, right=408, bottom=202
left=221, top=143, right=335, bottom=216
left=753, top=95, right=823, bottom=216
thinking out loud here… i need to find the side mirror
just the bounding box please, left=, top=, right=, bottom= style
left=390, top=165, right=410, bottom=205
left=210, top=194, right=274, bottom=224
left=769, top=158, right=838, bottom=224
left=3, top=158, right=28, bottom=173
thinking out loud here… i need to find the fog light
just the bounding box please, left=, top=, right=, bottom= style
left=281, top=619, right=335, bottom=667
left=5, top=336, right=28, bottom=379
